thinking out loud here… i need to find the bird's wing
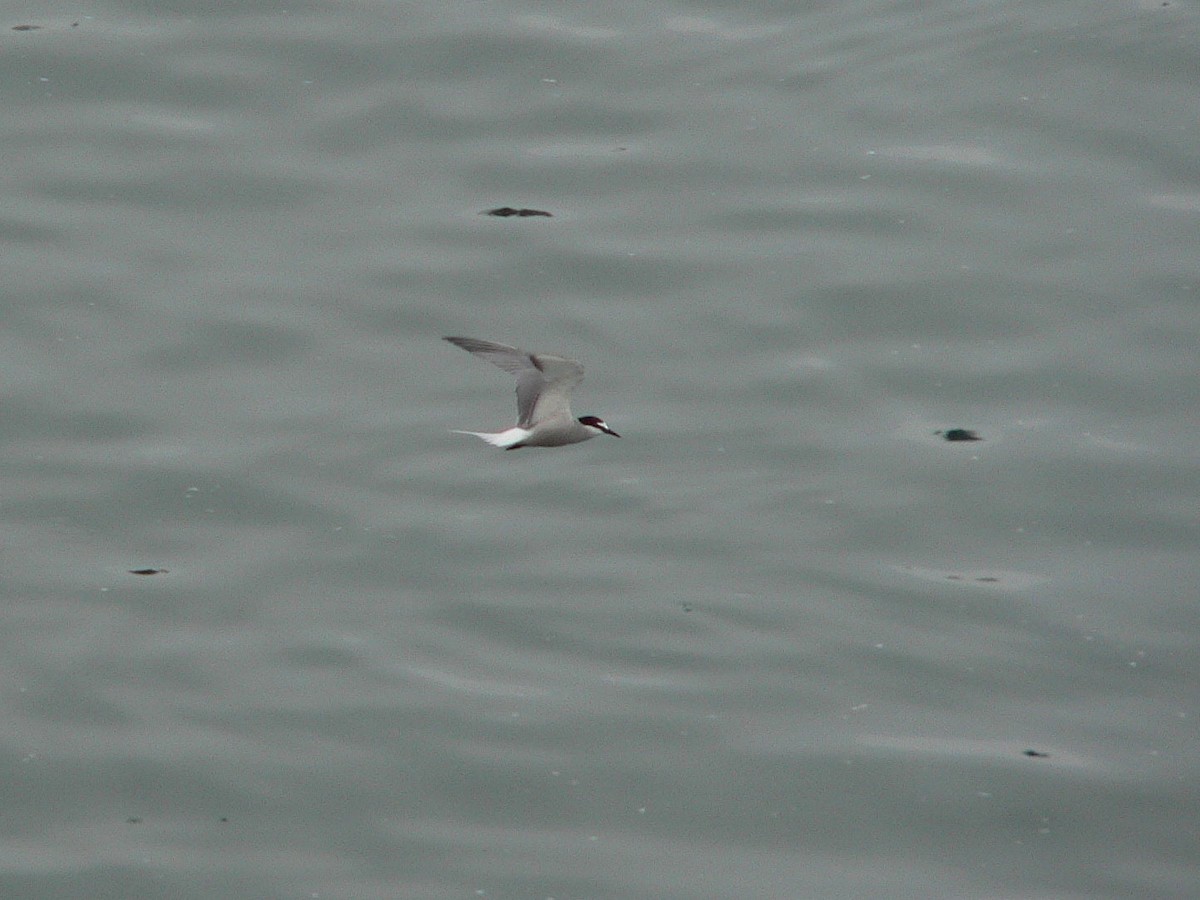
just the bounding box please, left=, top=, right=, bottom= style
left=526, top=353, right=584, bottom=427
left=445, top=337, right=583, bottom=428
left=443, top=337, right=533, bottom=376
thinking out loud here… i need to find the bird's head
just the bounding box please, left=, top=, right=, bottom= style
left=578, top=415, right=620, bottom=438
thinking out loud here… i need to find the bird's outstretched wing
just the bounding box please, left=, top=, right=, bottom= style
left=444, top=337, right=584, bottom=428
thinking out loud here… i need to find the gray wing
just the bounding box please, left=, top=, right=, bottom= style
left=445, top=337, right=583, bottom=428
left=525, top=353, right=583, bottom=427
left=443, top=337, right=533, bottom=375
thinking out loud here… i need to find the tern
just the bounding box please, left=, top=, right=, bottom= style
left=444, top=336, right=620, bottom=449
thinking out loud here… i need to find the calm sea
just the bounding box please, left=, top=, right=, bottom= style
left=2, top=1, right=1198, bottom=897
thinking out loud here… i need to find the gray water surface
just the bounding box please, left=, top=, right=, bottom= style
left=2, top=1, right=1198, bottom=897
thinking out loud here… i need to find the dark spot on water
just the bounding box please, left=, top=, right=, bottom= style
left=938, top=428, right=981, bottom=442
left=1022, top=749, right=1050, bottom=758
left=484, top=207, right=552, bottom=217
left=129, top=568, right=168, bottom=575
left=976, top=576, right=999, bottom=583
left=126, top=816, right=143, bottom=824
left=13, top=24, right=42, bottom=31
left=681, top=602, right=693, bottom=613
left=219, top=816, right=229, bottom=823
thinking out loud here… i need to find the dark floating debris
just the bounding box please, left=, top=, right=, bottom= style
left=484, top=207, right=552, bottom=218
left=1022, top=749, right=1050, bottom=758
left=938, top=428, right=981, bottom=442
left=129, top=568, right=168, bottom=575
left=13, top=24, right=42, bottom=31
left=126, top=816, right=143, bottom=824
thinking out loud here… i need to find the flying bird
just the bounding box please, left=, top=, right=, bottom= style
left=444, top=336, right=620, bottom=449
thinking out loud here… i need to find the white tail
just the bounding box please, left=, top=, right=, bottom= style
left=451, top=427, right=531, bottom=449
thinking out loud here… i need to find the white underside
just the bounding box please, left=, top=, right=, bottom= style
left=452, top=427, right=532, bottom=448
